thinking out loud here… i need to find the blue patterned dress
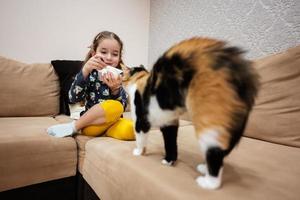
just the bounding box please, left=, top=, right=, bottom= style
left=68, top=69, right=127, bottom=113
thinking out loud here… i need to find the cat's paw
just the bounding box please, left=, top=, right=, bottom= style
left=161, top=159, right=175, bottom=166
left=196, top=164, right=208, bottom=174
left=132, top=147, right=145, bottom=156
left=196, top=175, right=221, bottom=190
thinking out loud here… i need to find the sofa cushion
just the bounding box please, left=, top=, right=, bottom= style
left=245, top=45, right=300, bottom=147
left=81, top=126, right=300, bottom=200
left=0, top=117, right=77, bottom=191
left=72, top=111, right=192, bottom=173
left=75, top=135, right=94, bottom=173
left=0, top=56, right=60, bottom=117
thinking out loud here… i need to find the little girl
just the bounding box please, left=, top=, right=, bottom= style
left=47, top=31, right=135, bottom=140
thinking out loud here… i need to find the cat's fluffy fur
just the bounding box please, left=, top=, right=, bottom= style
left=122, top=37, right=259, bottom=189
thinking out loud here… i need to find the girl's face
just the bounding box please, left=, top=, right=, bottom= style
left=95, top=38, right=121, bottom=67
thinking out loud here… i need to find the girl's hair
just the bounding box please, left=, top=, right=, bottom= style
left=84, top=31, right=124, bottom=69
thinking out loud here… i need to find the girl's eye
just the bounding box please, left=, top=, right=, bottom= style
left=101, top=51, right=107, bottom=54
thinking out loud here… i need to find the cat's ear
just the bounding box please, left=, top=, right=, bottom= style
left=120, top=63, right=132, bottom=81
left=120, top=63, right=131, bottom=72
left=139, top=64, right=148, bottom=71
left=136, top=65, right=149, bottom=73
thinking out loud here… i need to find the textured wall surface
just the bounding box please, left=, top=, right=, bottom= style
left=149, top=0, right=300, bottom=66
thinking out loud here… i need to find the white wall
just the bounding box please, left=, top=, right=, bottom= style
left=0, top=0, right=149, bottom=66
left=149, top=0, right=300, bottom=66
left=2, top=0, right=299, bottom=68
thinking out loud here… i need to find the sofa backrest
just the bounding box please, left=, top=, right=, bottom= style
left=245, top=45, right=300, bottom=148
left=0, top=56, right=60, bottom=117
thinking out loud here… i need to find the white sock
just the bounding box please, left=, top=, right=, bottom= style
left=47, top=121, right=77, bottom=137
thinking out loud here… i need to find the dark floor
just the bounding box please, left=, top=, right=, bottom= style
left=0, top=173, right=100, bottom=200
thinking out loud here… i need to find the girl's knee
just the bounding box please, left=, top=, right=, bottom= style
left=106, top=118, right=135, bottom=141
left=82, top=122, right=114, bottom=137
left=82, top=125, right=105, bottom=137
left=100, top=100, right=123, bottom=123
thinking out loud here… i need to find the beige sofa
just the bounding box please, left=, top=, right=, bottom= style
left=0, top=57, right=78, bottom=199
left=0, top=45, right=300, bottom=200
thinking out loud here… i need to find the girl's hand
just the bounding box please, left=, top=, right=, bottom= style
left=100, top=72, right=122, bottom=95
left=82, top=53, right=107, bottom=78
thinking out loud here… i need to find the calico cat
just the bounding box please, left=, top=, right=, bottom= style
left=122, top=37, right=259, bottom=189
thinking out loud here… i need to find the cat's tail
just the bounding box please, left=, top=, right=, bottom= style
left=214, top=45, right=260, bottom=109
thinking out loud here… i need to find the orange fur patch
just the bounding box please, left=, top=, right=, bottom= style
left=165, top=38, right=248, bottom=150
